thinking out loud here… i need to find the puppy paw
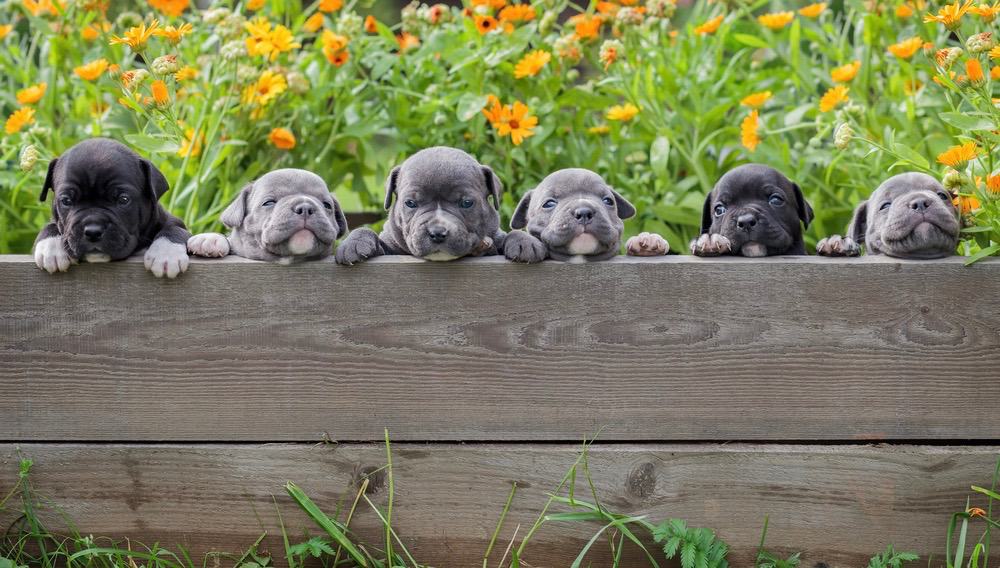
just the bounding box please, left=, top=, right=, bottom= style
left=816, top=235, right=861, bottom=257
left=504, top=231, right=547, bottom=264
left=187, top=233, right=230, bottom=258
left=690, top=233, right=733, bottom=256
left=144, top=237, right=190, bottom=278
left=335, top=228, right=380, bottom=265
left=626, top=232, right=669, bottom=256
left=33, top=237, right=75, bottom=273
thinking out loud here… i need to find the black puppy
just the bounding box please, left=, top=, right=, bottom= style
left=32, top=138, right=191, bottom=278
left=691, top=164, right=813, bottom=256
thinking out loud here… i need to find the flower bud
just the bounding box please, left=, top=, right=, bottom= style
left=616, top=7, right=643, bottom=25
left=539, top=10, right=558, bottom=33
left=935, top=47, right=963, bottom=68
left=967, top=32, right=994, bottom=54
left=942, top=169, right=966, bottom=191
left=337, top=12, right=363, bottom=37
left=19, top=145, right=39, bottom=172
left=202, top=8, right=230, bottom=24
left=221, top=40, right=246, bottom=60
left=115, top=11, right=142, bottom=29
left=834, top=123, right=853, bottom=150
left=217, top=14, right=246, bottom=39
left=151, top=54, right=179, bottom=75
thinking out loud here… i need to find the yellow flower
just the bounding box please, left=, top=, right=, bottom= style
left=74, top=58, right=109, bottom=81
left=245, top=18, right=300, bottom=61
left=151, top=79, right=169, bottom=107
left=148, top=0, right=189, bottom=18
left=154, top=22, right=192, bottom=44
left=954, top=194, right=980, bottom=213
left=607, top=103, right=639, bottom=122
left=22, top=0, right=62, bottom=16
left=175, top=66, right=198, bottom=81
left=967, top=58, right=986, bottom=83
left=740, top=91, right=771, bottom=108
left=985, top=173, right=1000, bottom=193
left=81, top=21, right=109, bottom=41
left=5, top=107, right=35, bottom=135
left=992, top=65, right=1000, bottom=79
left=741, top=110, right=761, bottom=152
left=269, top=127, right=296, bottom=149
left=924, top=0, right=974, bottom=28
left=303, top=12, right=324, bottom=33
left=888, top=36, right=923, bottom=59
left=110, top=19, right=160, bottom=51
left=178, top=127, right=203, bottom=157
left=482, top=94, right=504, bottom=127
left=496, top=101, right=538, bottom=145
left=819, top=85, right=849, bottom=112
left=16, top=82, right=46, bottom=105
left=241, top=70, right=287, bottom=107
left=321, top=29, right=349, bottom=65
left=970, top=2, right=1000, bottom=21
left=896, top=3, right=914, bottom=17
left=831, top=60, right=861, bottom=82
left=694, top=13, right=725, bottom=35
left=991, top=45, right=1000, bottom=59
left=318, top=0, right=342, bottom=12
left=757, top=11, right=794, bottom=30
left=0, top=24, right=12, bottom=39
left=246, top=0, right=265, bottom=10
left=937, top=142, right=979, bottom=167
left=798, top=3, right=826, bottom=17
left=514, top=49, right=550, bottom=78
left=588, top=124, right=610, bottom=135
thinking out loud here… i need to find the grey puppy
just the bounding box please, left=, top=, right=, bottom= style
left=336, top=146, right=504, bottom=264
left=32, top=138, right=191, bottom=278
left=816, top=172, right=959, bottom=259
left=505, top=168, right=668, bottom=262
left=187, top=169, right=347, bottom=263
left=692, top=164, right=813, bottom=257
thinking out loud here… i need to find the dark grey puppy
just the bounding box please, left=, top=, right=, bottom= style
left=691, top=164, right=813, bottom=257
left=335, top=147, right=505, bottom=264
left=32, top=138, right=191, bottom=278
left=816, top=172, right=959, bottom=259
left=187, top=169, right=347, bottom=263
left=505, top=168, right=667, bottom=262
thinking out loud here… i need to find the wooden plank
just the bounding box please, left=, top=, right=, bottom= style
left=1, top=255, right=998, bottom=442
left=2, top=443, right=997, bottom=567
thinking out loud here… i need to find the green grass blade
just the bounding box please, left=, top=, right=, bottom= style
left=284, top=481, right=368, bottom=567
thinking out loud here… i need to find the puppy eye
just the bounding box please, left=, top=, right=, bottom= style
left=323, top=202, right=333, bottom=210
left=117, top=194, right=131, bottom=205
left=937, top=192, right=950, bottom=201
left=459, top=197, right=474, bottom=209
left=768, top=195, right=784, bottom=206
left=713, top=204, right=726, bottom=216
left=879, top=201, right=892, bottom=211
left=59, top=196, right=73, bottom=207
left=404, top=199, right=418, bottom=208
left=602, top=196, right=614, bottom=207
left=542, top=199, right=557, bottom=209
left=261, top=199, right=276, bottom=207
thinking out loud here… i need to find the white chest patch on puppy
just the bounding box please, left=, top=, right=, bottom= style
left=424, top=252, right=460, bottom=262
left=143, top=237, right=190, bottom=279
left=740, top=242, right=768, bottom=257
left=84, top=253, right=111, bottom=263
left=33, top=236, right=73, bottom=273
left=567, top=233, right=600, bottom=255
left=287, top=230, right=316, bottom=255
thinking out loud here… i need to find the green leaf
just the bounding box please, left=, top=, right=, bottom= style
left=650, top=136, right=671, bottom=173
left=890, top=142, right=929, bottom=169
left=665, top=536, right=682, bottom=557
left=971, top=485, right=1000, bottom=500
left=939, top=113, right=996, bottom=132
left=681, top=541, right=697, bottom=568
left=285, top=482, right=368, bottom=567
left=456, top=93, right=489, bottom=122
left=123, top=134, right=180, bottom=155
left=732, top=34, right=770, bottom=49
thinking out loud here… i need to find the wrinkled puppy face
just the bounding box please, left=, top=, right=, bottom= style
left=42, top=138, right=165, bottom=262
left=385, top=147, right=502, bottom=260
left=851, top=172, right=959, bottom=259
left=701, top=164, right=813, bottom=256
left=511, top=168, right=635, bottom=258
left=223, top=169, right=347, bottom=259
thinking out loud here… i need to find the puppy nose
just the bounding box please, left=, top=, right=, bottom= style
left=83, top=223, right=105, bottom=242
left=736, top=213, right=757, bottom=230
left=293, top=203, right=316, bottom=217
left=910, top=198, right=931, bottom=212
left=574, top=207, right=595, bottom=224
left=427, top=226, right=448, bottom=243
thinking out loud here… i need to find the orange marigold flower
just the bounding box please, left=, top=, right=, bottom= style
left=151, top=79, right=169, bottom=106
left=831, top=60, right=861, bottom=82
left=758, top=11, right=794, bottom=30
left=155, top=22, right=193, bottom=44
left=514, top=49, right=550, bottom=78
left=22, top=0, right=62, bottom=16
left=396, top=32, right=419, bottom=52
left=5, top=107, right=34, bottom=135
left=148, top=0, right=189, bottom=18
left=475, top=14, right=499, bottom=34
left=896, top=3, right=914, bottom=17
left=968, top=507, right=988, bottom=517
left=499, top=3, right=535, bottom=22
left=81, top=21, right=109, bottom=41
left=0, top=24, right=13, bottom=39
left=985, top=174, right=1000, bottom=193
left=109, top=19, right=159, bottom=51
left=607, top=102, right=639, bottom=122
left=246, top=0, right=265, bottom=9
left=318, top=0, right=342, bottom=12
left=970, top=2, right=1000, bottom=21
left=175, top=66, right=198, bottom=81
left=496, top=101, right=537, bottom=145
left=364, top=15, right=378, bottom=33
left=937, top=142, right=979, bottom=167
left=16, top=82, right=46, bottom=105
left=596, top=1, right=620, bottom=16
left=328, top=48, right=349, bottom=66
left=954, top=194, right=981, bottom=213
left=74, top=58, right=109, bottom=81
left=992, top=65, right=1000, bottom=79
left=471, top=0, right=506, bottom=9
left=303, top=12, right=324, bottom=33
left=888, top=36, right=923, bottom=59
left=967, top=58, right=986, bottom=83
left=819, top=85, right=849, bottom=112
left=269, top=127, right=296, bottom=149
left=741, top=110, right=761, bottom=152
left=570, top=14, right=602, bottom=40
left=741, top=91, right=771, bottom=108
left=799, top=3, right=826, bottom=17
left=923, top=0, right=974, bottom=28
left=694, top=14, right=725, bottom=35
left=482, top=94, right=504, bottom=127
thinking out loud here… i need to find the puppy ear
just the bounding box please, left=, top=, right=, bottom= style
left=383, top=166, right=401, bottom=211
left=611, top=188, right=636, bottom=220
left=39, top=158, right=57, bottom=202
left=139, top=158, right=170, bottom=201
left=699, top=191, right=713, bottom=234
left=511, top=190, right=533, bottom=230
left=792, top=183, right=814, bottom=229
left=220, top=183, right=253, bottom=229
left=847, top=200, right=868, bottom=244
left=332, top=195, right=349, bottom=239
left=482, top=166, right=503, bottom=210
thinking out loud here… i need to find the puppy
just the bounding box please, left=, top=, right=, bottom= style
left=504, top=168, right=668, bottom=262
left=691, top=164, right=813, bottom=257
left=816, top=172, right=959, bottom=259
left=32, top=138, right=190, bottom=278
left=335, top=147, right=505, bottom=264
left=187, top=169, right=347, bottom=263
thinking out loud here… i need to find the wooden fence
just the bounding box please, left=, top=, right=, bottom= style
left=2, top=254, right=999, bottom=566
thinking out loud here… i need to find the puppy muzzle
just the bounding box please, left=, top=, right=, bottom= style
left=64, top=209, right=137, bottom=261
left=261, top=196, right=337, bottom=257
left=406, top=210, right=485, bottom=260
left=717, top=207, right=792, bottom=255
left=879, top=194, right=959, bottom=258
left=538, top=199, right=620, bottom=256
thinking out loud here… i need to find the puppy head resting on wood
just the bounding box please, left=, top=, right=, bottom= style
left=692, top=164, right=813, bottom=257
left=32, top=137, right=191, bottom=278
left=817, top=172, right=959, bottom=259
left=187, top=169, right=347, bottom=263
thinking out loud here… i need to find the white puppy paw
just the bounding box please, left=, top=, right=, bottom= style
left=33, top=237, right=75, bottom=273
left=816, top=235, right=861, bottom=257
left=187, top=233, right=230, bottom=258
left=626, top=232, right=670, bottom=256
left=690, top=233, right=733, bottom=256
left=144, top=237, right=190, bottom=278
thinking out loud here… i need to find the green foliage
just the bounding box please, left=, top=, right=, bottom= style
left=652, top=518, right=729, bottom=568
left=867, top=545, right=919, bottom=568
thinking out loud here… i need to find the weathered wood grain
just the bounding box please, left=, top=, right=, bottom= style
left=2, top=444, right=996, bottom=568
left=1, top=255, right=998, bottom=441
